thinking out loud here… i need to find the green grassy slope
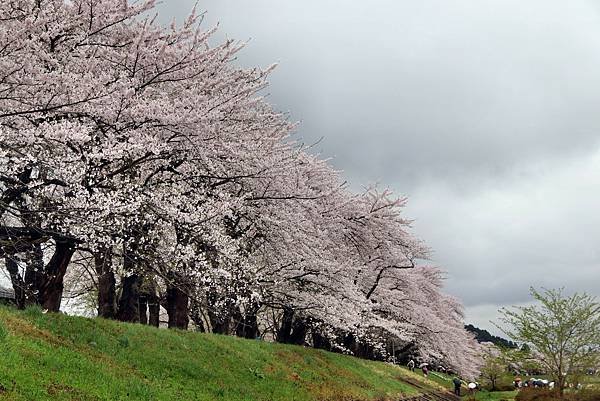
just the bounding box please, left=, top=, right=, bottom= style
left=0, top=305, right=439, bottom=401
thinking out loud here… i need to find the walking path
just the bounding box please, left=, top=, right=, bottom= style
left=401, top=376, right=462, bottom=401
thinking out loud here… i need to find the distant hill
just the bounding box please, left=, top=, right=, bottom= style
left=465, top=324, right=518, bottom=349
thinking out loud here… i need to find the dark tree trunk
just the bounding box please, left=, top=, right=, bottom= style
left=117, top=274, right=142, bottom=323
left=189, top=303, right=207, bottom=332
left=208, top=310, right=230, bottom=334
left=5, top=256, right=26, bottom=308
left=235, top=303, right=261, bottom=339
left=277, top=307, right=295, bottom=343
left=39, top=240, right=76, bottom=312
left=341, top=333, right=378, bottom=360
left=289, top=316, right=308, bottom=345
left=361, top=343, right=379, bottom=360
left=116, top=240, right=142, bottom=323
left=312, top=330, right=332, bottom=351
left=95, top=248, right=116, bottom=319
left=166, top=272, right=189, bottom=330
left=148, top=292, right=160, bottom=328
left=277, top=308, right=308, bottom=345
left=343, top=333, right=358, bottom=354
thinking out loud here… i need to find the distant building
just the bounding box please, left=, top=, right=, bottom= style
left=0, top=285, right=15, bottom=304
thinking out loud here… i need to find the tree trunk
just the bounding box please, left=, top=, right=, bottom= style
left=95, top=248, right=116, bottom=319
left=235, top=303, right=260, bottom=339
left=117, top=274, right=141, bottom=322
left=277, top=308, right=308, bottom=345
left=557, top=375, right=565, bottom=396
left=277, top=307, right=295, bottom=343
left=311, top=330, right=332, bottom=351
left=208, top=311, right=230, bottom=334
left=6, top=239, right=76, bottom=312
left=166, top=272, right=189, bottom=330
left=148, top=292, right=160, bottom=328
left=5, top=256, right=26, bottom=308
left=116, top=239, right=142, bottom=323
left=39, top=240, right=76, bottom=312
left=289, top=317, right=308, bottom=345
left=343, top=333, right=359, bottom=355
left=189, top=303, right=207, bottom=332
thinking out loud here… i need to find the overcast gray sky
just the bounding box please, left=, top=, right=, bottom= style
left=157, top=0, right=600, bottom=335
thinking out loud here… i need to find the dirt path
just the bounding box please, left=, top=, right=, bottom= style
left=400, top=376, right=462, bottom=401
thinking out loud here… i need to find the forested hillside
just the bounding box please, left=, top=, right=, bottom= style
left=464, top=324, right=517, bottom=349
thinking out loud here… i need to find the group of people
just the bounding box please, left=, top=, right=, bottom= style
left=406, top=359, right=478, bottom=397
left=513, top=377, right=554, bottom=389
left=452, top=377, right=479, bottom=396
left=406, top=359, right=443, bottom=378
left=406, top=359, right=431, bottom=377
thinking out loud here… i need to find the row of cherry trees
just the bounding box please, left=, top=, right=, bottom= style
left=0, top=0, right=481, bottom=377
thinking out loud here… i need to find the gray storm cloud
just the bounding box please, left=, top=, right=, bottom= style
left=157, top=0, right=600, bottom=334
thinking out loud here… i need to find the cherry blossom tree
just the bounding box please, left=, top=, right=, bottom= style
left=0, top=0, right=482, bottom=376
left=0, top=0, right=278, bottom=317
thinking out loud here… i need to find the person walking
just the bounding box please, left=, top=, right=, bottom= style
left=407, top=359, right=415, bottom=372
left=453, top=377, right=462, bottom=396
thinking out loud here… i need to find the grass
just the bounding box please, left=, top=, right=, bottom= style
left=0, top=305, right=428, bottom=401
left=466, top=390, right=518, bottom=401
left=426, top=370, right=458, bottom=390
left=581, top=374, right=600, bottom=389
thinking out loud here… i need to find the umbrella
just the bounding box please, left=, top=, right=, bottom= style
left=419, top=363, right=429, bottom=368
